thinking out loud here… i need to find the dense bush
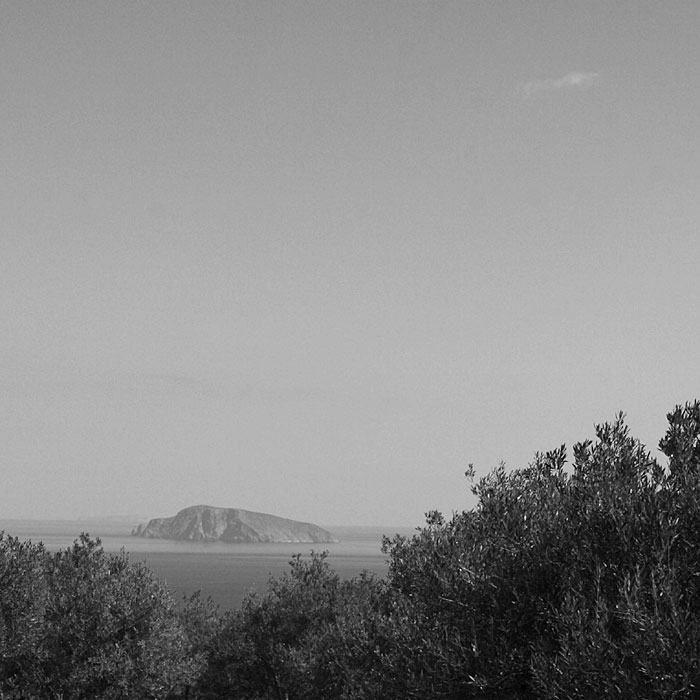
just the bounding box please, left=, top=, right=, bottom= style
left=194, top=551, right=387, bottom=700
left=198, top=400, right=700, bottom=699
left=0, top=535, right=48, bottom=694
left=0, top=534, right=206, bottom=699
left=4, top=401, right=700, bottom=698
left=376, top=402, right=700, bottom=698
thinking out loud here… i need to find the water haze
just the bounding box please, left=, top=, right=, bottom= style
left=0, top=519, right=415, bottom=611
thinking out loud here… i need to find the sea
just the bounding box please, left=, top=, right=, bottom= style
left=0, top=519, right=416, bottom=611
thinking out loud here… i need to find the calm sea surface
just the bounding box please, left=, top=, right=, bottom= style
left=0, top=519, right=415, bottom=611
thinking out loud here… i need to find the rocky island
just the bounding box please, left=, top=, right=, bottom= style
left=132, top=505, right=337, bottom=543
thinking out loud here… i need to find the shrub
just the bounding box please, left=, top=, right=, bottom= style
left=7, top=401, right=700, bottom=698
left=378, top=402, right=700, bottom=698
left=0, top=534, right=203, bottom=699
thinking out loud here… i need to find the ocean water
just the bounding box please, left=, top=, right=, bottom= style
left=0, top=519, right=415, bottom=611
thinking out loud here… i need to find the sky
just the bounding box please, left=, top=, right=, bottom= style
left=1, top=1, right=699, bottom=526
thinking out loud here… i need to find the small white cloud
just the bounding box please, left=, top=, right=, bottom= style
left=552, top=72, right=600, bottom=88
left=517, top=71, right=600, bottom=96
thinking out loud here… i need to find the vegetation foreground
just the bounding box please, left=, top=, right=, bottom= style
left=3, top=401, right=700, bottom=699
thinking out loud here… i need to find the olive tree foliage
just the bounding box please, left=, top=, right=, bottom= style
left=195, top=551, right=387, bottom=700
left=530, top=402, right=700, bottom=699
left=6, top=401, right=700, bottom=699
left=187, top=401, right=700, bottom=700
left=0, top=535, right=48, bottom=692
left=378, top=401, right=700, bottom=699
left=0, top=533, right=206, bottom=699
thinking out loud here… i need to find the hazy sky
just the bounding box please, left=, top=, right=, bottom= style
left=2, top=1, right=699, bottom=526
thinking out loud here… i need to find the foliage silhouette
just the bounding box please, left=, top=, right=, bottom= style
left=4, top=401, right=700, bottom=698
left=0, top=534, right=202, bottom=699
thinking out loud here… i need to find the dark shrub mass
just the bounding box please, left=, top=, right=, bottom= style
left=0, top=533, right=217, bottom=699
left=4, top=401, right=700, bottom=698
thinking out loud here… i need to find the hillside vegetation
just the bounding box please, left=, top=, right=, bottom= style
left=2, top=401, right=700, bottom=699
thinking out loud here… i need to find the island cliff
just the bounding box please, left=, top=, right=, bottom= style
left=132, top=505, right=337, bottom=543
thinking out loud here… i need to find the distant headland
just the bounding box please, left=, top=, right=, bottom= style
left=132, top=505, right=338, bottom=543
